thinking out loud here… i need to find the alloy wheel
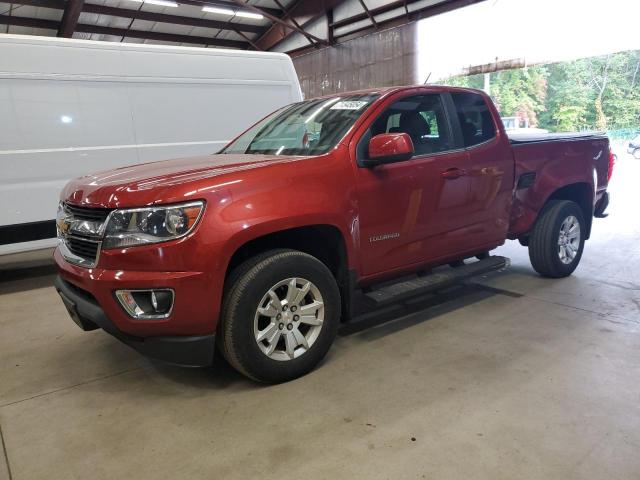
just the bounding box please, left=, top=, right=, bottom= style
left=557, top=215, right=581, bottom=264
left=253, top=277, right=324, bottom=361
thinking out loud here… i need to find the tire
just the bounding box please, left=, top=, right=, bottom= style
left=528, top=200, right=586, bottom=278
left=634, top=149, right=640, bottom=160
left=219, top=249, right=340, bottom=383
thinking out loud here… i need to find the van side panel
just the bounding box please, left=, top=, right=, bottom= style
left=0, top=35, right=302, bottom=256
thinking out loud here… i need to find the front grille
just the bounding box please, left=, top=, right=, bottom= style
left=65, top=235, right=100, bottom=264
left=60, top=204, right=112, bottom=267
left=64, top=203, right=111, bottom=222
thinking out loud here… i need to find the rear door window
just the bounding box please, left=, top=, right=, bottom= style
left=451, top=92, right=496, bottom=147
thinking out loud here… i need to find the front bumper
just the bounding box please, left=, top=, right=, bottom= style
left=54, top=246, right=220, bottom=337
left=55, top=275, right=216, bottom=367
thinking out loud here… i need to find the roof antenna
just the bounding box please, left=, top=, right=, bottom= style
left=423, top=72, right=432, bottom=85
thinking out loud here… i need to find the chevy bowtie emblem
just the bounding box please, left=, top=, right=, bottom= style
left=57, top=217, right=71, bottom=235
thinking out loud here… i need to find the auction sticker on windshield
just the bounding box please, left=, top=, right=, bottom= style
left=330, top=101, right=369, bottom=110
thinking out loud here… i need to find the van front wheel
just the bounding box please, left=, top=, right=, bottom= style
left=219, top=249, right=340, bottom=383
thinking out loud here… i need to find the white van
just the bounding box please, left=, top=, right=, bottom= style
left=0, top=34, right=302, bottom=266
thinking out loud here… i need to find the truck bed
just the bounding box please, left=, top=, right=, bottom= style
left=508, top=131, right=607, bottom=145
left=507, top=131, right=610, bottom=238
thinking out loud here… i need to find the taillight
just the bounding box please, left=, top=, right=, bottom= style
left=608, top=148, right=615, bottom=182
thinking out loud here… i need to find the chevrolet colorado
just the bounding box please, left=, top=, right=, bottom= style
left=54, top=86, right=613, bottom=382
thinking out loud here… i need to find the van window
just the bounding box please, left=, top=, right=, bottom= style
left=370, top=94, right=452, bottom=156
left=451, top=92, right=496, bottom=147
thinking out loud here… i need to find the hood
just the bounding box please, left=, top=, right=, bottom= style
left=62, top=153, right=305, bottom=207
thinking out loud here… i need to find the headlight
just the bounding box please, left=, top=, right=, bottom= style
left=102, top=201, right=204, bottom=249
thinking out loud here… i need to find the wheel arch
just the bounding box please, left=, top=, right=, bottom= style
left=544, top=182, right=594, bottom=238
left=225, top=224, right=349, bottom=280
left=223, top=224, right=354, bottom=321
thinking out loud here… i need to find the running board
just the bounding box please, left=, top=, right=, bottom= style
left=363, top=256, right=509, bottom=307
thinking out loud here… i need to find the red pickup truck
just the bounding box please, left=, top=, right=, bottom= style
left=54, top=86, right=613, bottom=382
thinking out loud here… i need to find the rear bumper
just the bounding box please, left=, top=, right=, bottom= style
left=594, top=191, right=610, bottom=218
left=55, top=275, right=216, bottom=367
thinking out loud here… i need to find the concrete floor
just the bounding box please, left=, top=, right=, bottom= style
left=1, top=152, right=639, bottom=480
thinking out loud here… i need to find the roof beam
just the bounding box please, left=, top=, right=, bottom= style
left=0, top=14, right=248, bottom=48
left=1, top=0, right=265, bottom=34
left=255, top=0, right=344, bottom=51
left=57, top=0, right=83, bottom=37
left=83, top=3, right=264, bottom=34
left=290, top=0, right=486, bottom=56
left=0, top=0, right=62, bottom=9
left=328, top=0, right=483, bottom=32
left=0, top=13, right=58, bottom=29
left=326, top=8, right=334, bottom=44
left=231, top=0, right=331, bottom=48
left=330, top=0, right=420, bottom=30
left=356, top=0, right=377, bottom=28
left=232, top=29, right=259, bottom=50
left=77, top=23, right=247, bottom=47
left=180, top=0, right=281, bottom=17
left=272, top=0, right=314, bottom=46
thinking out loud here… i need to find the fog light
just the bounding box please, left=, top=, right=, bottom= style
left=115, top=289, right=174, bottom=319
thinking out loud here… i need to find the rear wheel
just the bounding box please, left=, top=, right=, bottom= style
left=219, top=249, right=340, bottom=383
left=528, top=200, right=585, bottom=278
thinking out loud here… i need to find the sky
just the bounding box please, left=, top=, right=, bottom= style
left=416, top=0, right=640, bottom=82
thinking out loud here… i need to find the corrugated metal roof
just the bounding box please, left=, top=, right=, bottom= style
left=0, top=0, right=481, bottom=51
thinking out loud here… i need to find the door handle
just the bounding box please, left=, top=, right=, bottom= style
left=441, top=168, right=467, bottom=179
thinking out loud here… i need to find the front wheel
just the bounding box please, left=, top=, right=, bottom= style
left=528, top=200, right=586, bottom=278
left=219, top=249, right=340, bottom=383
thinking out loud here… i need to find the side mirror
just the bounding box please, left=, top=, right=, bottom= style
left=364, top=133, right=414, bottom=167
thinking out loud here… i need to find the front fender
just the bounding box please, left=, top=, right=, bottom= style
left=209, top=151, right=361, bottom=277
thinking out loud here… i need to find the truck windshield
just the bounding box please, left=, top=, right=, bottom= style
left=221, top=94, right=379, bottom=156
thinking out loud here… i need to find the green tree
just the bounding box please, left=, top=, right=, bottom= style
left=539, top=60, right=591, bottom=131
left=441, top=49, right=640, bottom=135
left=490, top=66, right=547, bottom=126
